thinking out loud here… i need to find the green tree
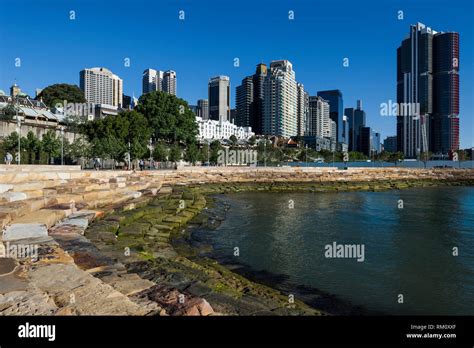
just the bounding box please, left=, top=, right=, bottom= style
left=82, top=110, right=152, bottom=161
left=168, top=143, right=182, bottom=163
left=1, top=132, right=20, bottom=153
left=135, top=91, right=198, bottom=144
left=184, top=142, right=199, bottom=165
left=248, top=136, right=256, bottom=146
left=36, top=84, right=86, bottom=108
left=152, top=142, right=168, bottom=161
left=41, top=130, right=61, bottom=164
left=388, top=152, right=404, bottom=166
left=68, top=136, right=91, bottom=161
left=209, top=140, right=223, bottom=164
left=24, top=131, right=41, bottom=164
left=229, top=135, right=238, bottom=147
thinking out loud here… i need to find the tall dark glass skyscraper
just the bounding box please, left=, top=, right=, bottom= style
left=397, top=22, right=459, bottom=158
left=345, top=100, right=366, bottom=152
left=317, top=90, right=345, bottom=144
left=235, top=64, right=267, bottom=134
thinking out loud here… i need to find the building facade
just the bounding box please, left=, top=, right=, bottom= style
left=345, top=99, right=366, bottom=152
left=263, top=60, right=297, bottom=138
left=195, top=116, right=254, bottom=141
left=142, top=69, right=177, bottom=96
left=162, top=70, right=177, bottom=95
left=296, top=83, right=308, bottom=137
left=397, top=22, right=459, bottom=158
left=317, top=90, right=344, bottom=144
left=384, top=135, right=397, bottom=153
left=80, top=67, right=123, bottom=107
left=197, top=99, right=209, bottom=119
left=235, top=76, right=254, bottom=127
left=208, top=76, right=230, bottom=122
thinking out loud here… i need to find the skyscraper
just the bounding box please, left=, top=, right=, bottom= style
left=317, top=90, right=344, bottom=144
left=80, top=67, right=123, bottom=107
left=142, top=69, right=163, bottom=95
left=297, top=83, right=309, bottom=137
left=307, top=96, right=331, bottom=138
left=252, top=63, right=267, bottom=134
left=208, top=76, right=230, bottom=122
left=236, top=76, right=254, bottom=127
left=235, top=64, right=267, bottom=134
left=163, top=70, right=177, bottom=96
left=197, top=99, right=209, bottom=120
left=432, top=32, right=460, bottom=156
left=263, top=60, right=297, bottom=137
left=397, top=22, right=459, bottom=158
left=345, top=99, right=366, bottom=152
left=142, top=69, right=177, bottom=96
left=383, top=136, right=398, bottom=153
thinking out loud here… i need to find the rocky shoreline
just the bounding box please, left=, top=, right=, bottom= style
left=80, top=178, right=474, bottom=316
left=1, top=166, right=473, bottom=316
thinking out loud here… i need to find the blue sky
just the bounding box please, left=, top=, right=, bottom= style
left=0, top=0, right=472, bottom=147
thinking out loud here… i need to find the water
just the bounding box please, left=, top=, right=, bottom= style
left=192, top=187, right=474, bottom=315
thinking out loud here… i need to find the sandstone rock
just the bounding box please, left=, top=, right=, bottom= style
left=1, top=192, right=28, bottom=202
left=3, top=223, right=48, bottom=242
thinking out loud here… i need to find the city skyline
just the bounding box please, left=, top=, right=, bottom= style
left=0, top=0, right=472, bottom=147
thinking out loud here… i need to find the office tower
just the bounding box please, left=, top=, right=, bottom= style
left=252, top=63, right=267, bottom=134
left=317, top=90, right=344, bottom=144
left=432, top=32, right=460, bottom=155
left=142, top=69, right=177, bottom=96
left=307, top=96, right=331, bottom=138
left=163, top=70, right=177, bottom=96
left=80, top=67, right=123, bottom=107
left=360, top=126, right=373, bottom=157
left=142, top=69, right=162, bottom=95
left=208, top=76, right=230, bottom=122
left=230, top=109, right=237, bottom=124
left=397, top=22, right=459, bottom=158
left=122, top=94, right=132, bottom=109
left=297, top=83, right=309, bottom=137
left=330, top=120, right=337, bottom=143
left=373, top=132, right=381, bottom=154
left=235, top=64, right=267, bottom=134
left=263, top=60, right=298, bottom=137
left=384, top=136, right=397, bottom=153
left=197, top=99, right=209, bottom=119
left=236, top=76, right=254, bottom=127
left=345, top=99, right=366, bottom=152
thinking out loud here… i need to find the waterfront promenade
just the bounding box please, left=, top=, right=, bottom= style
left=0, top=165, right=473, bottom=316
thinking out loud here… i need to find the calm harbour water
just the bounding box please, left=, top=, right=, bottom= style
left=191, top=187, right=474, bottom=315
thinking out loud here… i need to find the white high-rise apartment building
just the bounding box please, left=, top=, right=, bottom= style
left=142, top=69, right=177, bottom=96
left=307, top=96, right=332, bottom=138
left=263, top=60, right=298, bottom=137
left=80, top=67, right=123, bottom=107
left=297, top=83, right=308, bottom=137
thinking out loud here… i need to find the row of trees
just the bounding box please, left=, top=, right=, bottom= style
left=0, top=130, right=84, bottom=165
